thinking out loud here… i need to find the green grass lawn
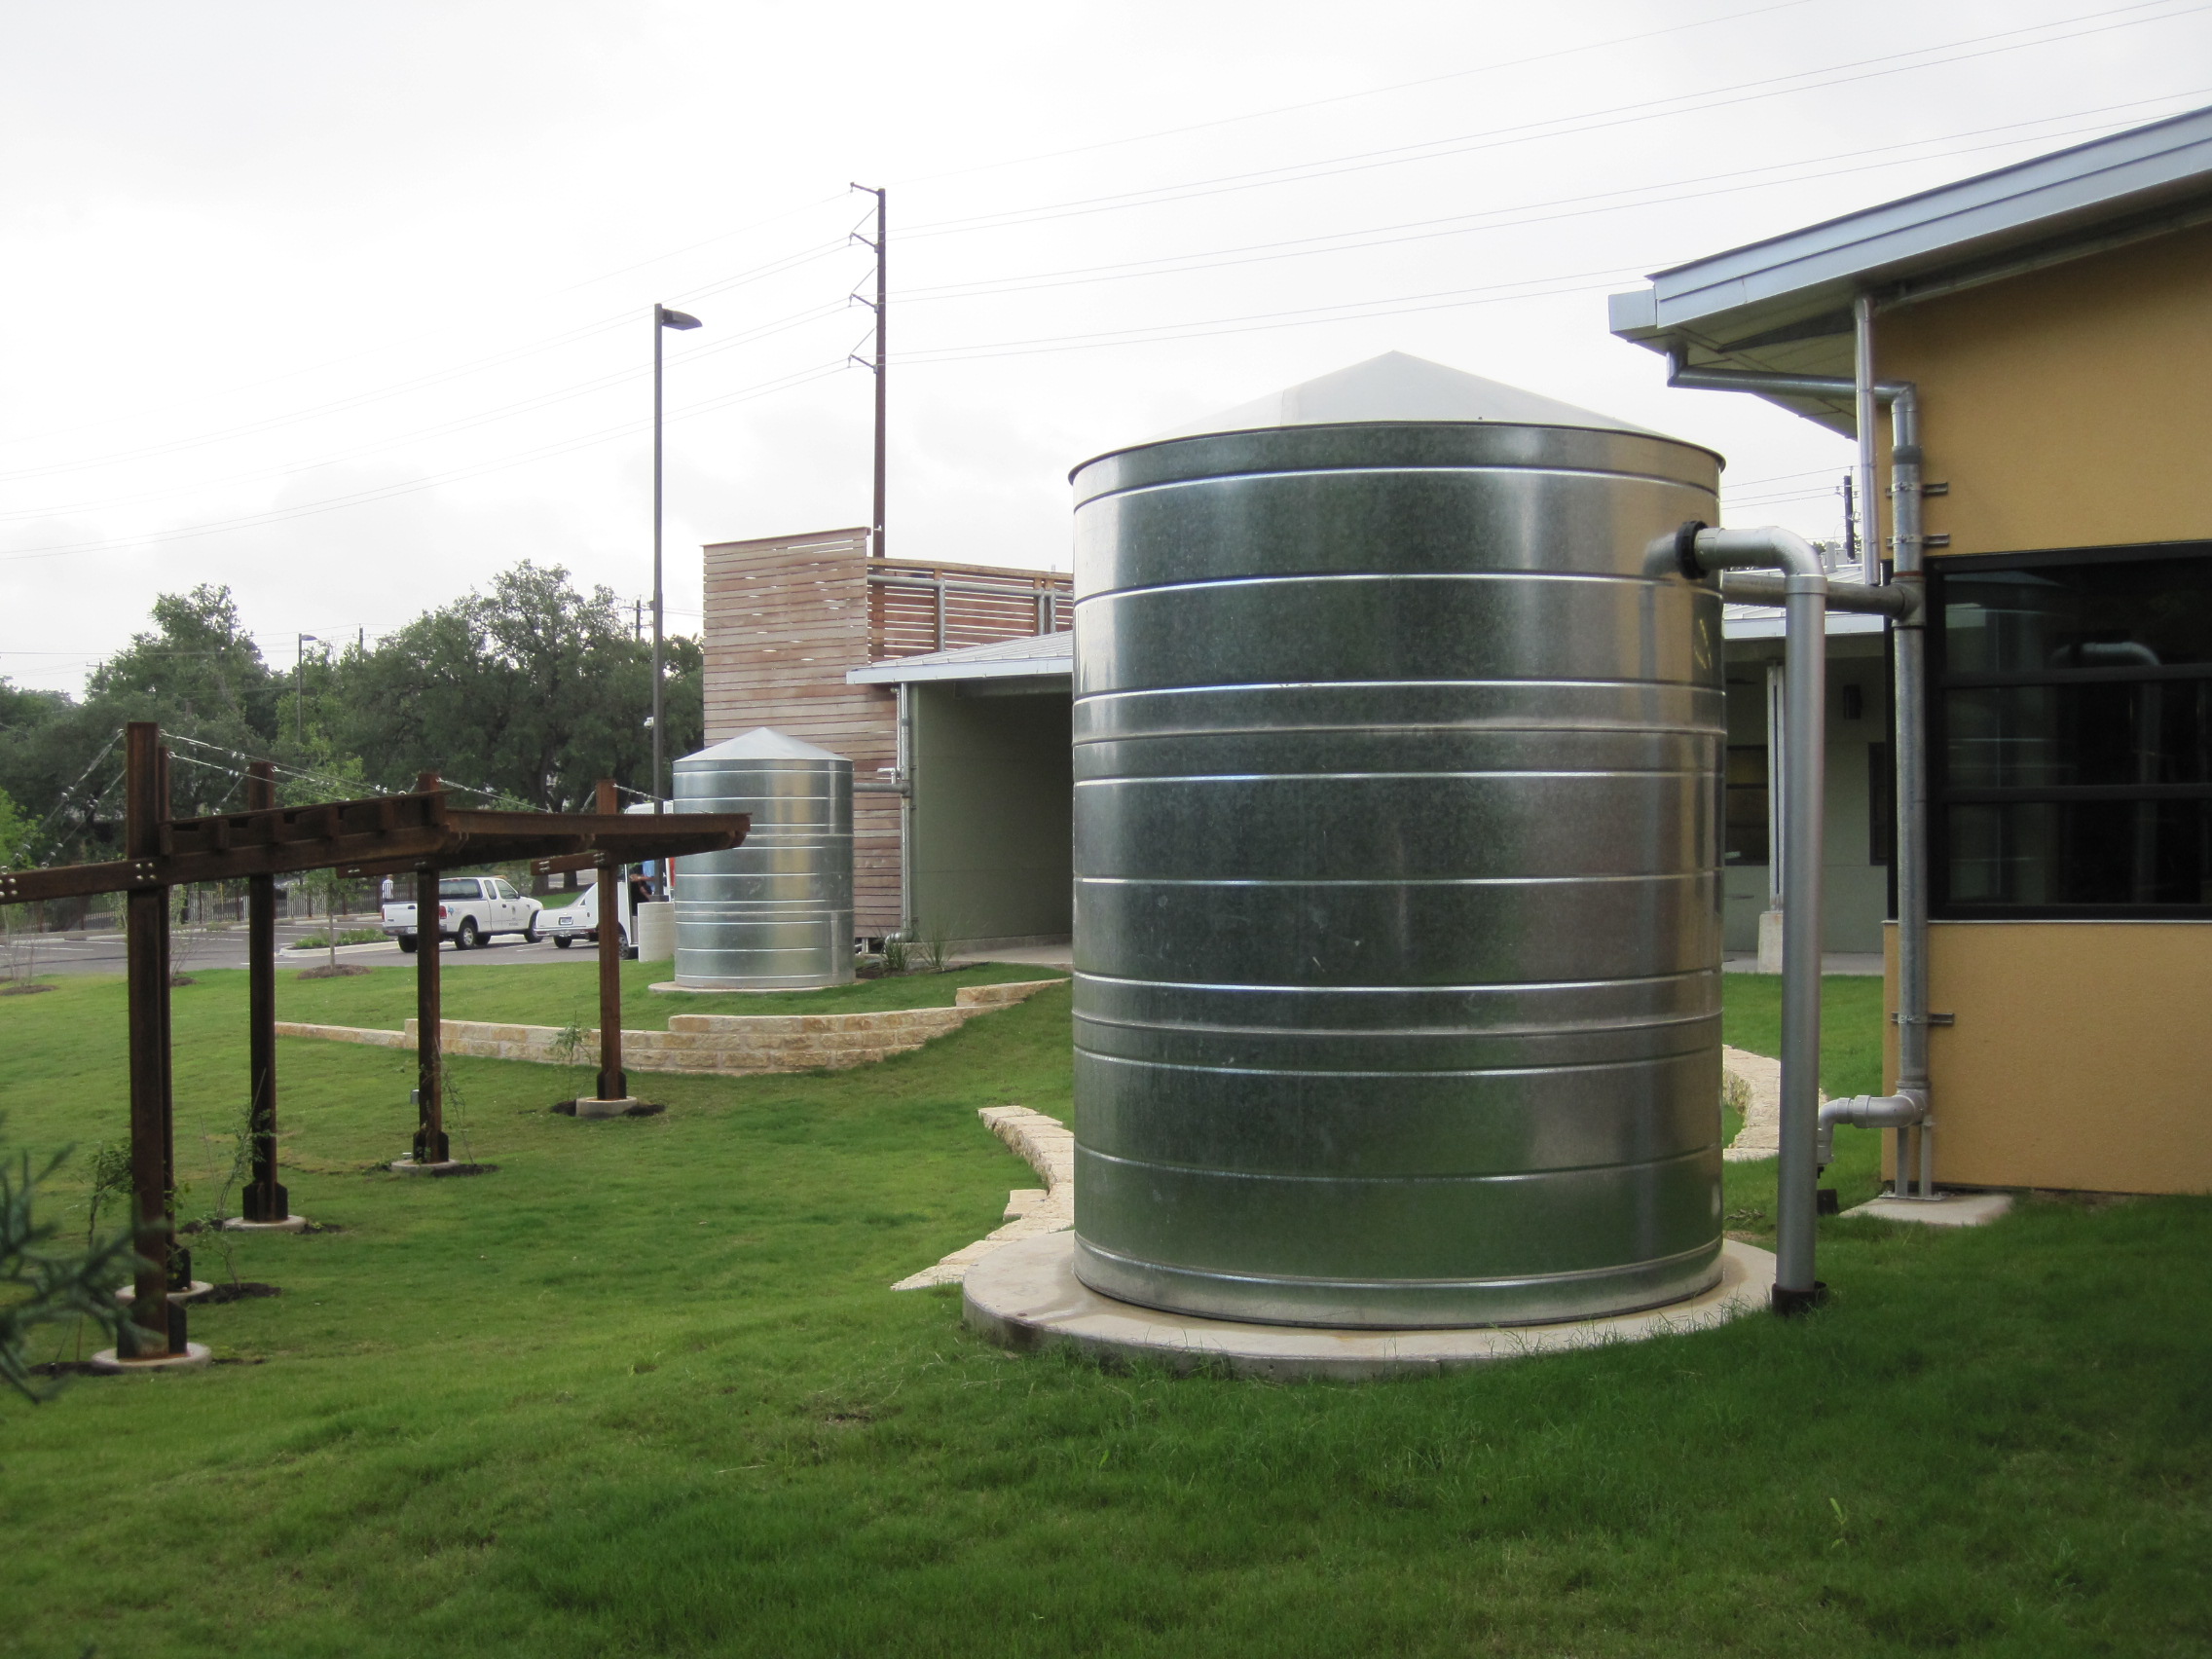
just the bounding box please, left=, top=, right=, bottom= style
left=2, top=970, right=2206, bottom=1657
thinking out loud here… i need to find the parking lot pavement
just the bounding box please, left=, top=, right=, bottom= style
left=11, top=921, right=601, bottom=975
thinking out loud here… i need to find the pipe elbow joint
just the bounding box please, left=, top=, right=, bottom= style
left=1815, top=1088, right=1928, bottom=1167
left=1693, top=526, right=1826, bottom=581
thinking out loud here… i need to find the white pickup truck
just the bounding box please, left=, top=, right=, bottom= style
left=382, top=875, right=543, bottom=953
left=541, top=874, right=637, bottom=955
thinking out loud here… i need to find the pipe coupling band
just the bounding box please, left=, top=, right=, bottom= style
left=1673, top=520, right=1709, bottom=581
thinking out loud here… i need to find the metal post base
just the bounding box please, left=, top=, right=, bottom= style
left=1770, top=1281, right=1829, bottom=1317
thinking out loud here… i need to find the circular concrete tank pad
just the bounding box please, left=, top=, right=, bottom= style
left=964, top=1232, right=1777, bottom=1381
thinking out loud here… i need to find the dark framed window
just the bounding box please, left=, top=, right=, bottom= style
left=1930, top=540, right=2212, bottom=916
left=1868, top=742, right=1893, bottom=866
left=1724, top=745, right=1768, bottom=866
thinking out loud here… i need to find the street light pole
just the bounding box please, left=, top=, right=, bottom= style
left=652, top=303, right=702, bottom=816
left=295, top=634, right=318, bottom=745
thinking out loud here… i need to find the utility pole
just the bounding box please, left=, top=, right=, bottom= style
left=851, top=184, right=887, bottom=560
left=1842, top=473, right=1858, bottom=569
left=295, top=635, right=317, bottom=744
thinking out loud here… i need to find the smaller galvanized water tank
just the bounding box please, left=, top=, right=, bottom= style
left=672, top=729, right=854, bottom=989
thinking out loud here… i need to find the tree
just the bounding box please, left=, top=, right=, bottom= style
left=340, top=561, right=702, bottom=810
left=0, top=786, right=29, bottom=870
left=0, top=587, right=284, bottom=869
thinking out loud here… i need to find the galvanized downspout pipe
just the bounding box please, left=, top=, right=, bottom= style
left=1668, top=339, right=1936, bottom=1201
left=1653, top=522, right=1831, bottom=1311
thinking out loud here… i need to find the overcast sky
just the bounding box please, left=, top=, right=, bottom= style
left=4, top=0, right=2207, bottom=693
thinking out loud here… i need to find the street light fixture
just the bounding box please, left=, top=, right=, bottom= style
left=295, top=634, right=318, bottom=745
left=652, top=303, right=702, bottom=817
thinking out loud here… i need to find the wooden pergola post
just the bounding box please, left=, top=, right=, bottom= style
left=411, top=772, right=448, bottom=1166
left=0, top=760, right=748, bottom=1191
left=122, top=722, right=179, bottom=1353
left=240, top=760, right=290, bottom=1223
left=594, top=778, right=627, bottom=1106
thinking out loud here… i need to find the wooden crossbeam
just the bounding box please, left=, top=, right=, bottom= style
left=0, top=798, right=749, bottom=903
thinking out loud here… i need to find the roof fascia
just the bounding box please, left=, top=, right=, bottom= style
left=1611, top=108, right=2212, bottom=352
left=847, top=656, right=1073, bottom=686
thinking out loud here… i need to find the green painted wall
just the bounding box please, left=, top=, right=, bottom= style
left=910, top=685, right=1072, bottom=945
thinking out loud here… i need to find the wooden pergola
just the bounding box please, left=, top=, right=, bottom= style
left=0, top=722, right=748, bottom=1363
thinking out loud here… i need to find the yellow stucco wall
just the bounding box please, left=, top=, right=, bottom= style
left=1875, top=220, right=2212, bottom=557
left=1862, top=227, right=2212, bottom=1194
left=1883, top=923, right=2212, bottom=1195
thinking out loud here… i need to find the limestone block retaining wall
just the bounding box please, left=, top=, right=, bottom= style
left=272, top=978, right=1062, bottom=1078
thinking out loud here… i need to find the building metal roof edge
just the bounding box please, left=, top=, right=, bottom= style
left=1608, top=103, right=2212, bottom=345
left=847, top=631, right=1074, bottom=685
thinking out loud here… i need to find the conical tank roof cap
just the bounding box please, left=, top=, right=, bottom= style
left=677, top=727, right=850, bottom=765
left=1148, top=350, right=1668, bottom=443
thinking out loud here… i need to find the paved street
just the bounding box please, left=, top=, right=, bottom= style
left=11, top=914, right=598, bottom=976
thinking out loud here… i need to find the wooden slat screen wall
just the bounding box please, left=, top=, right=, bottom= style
left=868, top=561, right=1074, bottom=659
left=701, top=530, right=1071, bottom=936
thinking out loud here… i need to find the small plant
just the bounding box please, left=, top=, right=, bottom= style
left=917, top=914, right=958, bottom=974
left=3, top=1124, right=135, bottom=1403
left=190, top=1100, right=256, bottom=1288
left=551, top=1011, right=591, bottom=1068
left=83, top=1139, right=134, bottom=1251
left=882, top=935, right=910, bottom=975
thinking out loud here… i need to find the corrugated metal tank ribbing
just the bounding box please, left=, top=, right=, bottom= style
left=673, top=728, right=854, bottom=990
left=1069, top=395, right=1727, bottom=1328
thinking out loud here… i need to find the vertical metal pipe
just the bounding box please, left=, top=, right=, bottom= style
left=1855, top=296, right=1881, bottom=576
left=897, top=682, right=915, bottom=940
left=244, top=762, right=285, bottom=1222
left=595, top=779, right=627, bottom=1104
left=123, top=723, right=171, bottom=1350
left=1684, top=529, right=1828, bottom=1308
left=1888, top=383, right=1934, bottom=1199
left=1777, top=571, right=1828, bottom=1300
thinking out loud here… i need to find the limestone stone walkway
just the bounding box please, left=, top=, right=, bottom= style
left=1722, top=1044, right=1796, bottom=1162
left=891, top=1106, right=1072, bottom=1290
left=896, top=1052, right=1793, bottom=1292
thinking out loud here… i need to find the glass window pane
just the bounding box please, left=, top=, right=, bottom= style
left=1943, top=557, right=2212, bottom=674
left=1724, top=745, right=1767, bottom=866
left=1947, top=800, right=2212, bottom=906
left=1946, top=681, right=2212, bottom=789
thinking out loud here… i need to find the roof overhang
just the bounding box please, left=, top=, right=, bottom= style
left=1608, top=105, right=2212, bottom=435
left=848, top=632, right=1074, bottom=686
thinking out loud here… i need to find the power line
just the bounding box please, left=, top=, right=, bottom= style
left=0, top=358, right=850, bottom=564
left=893, top=267, right=1645, bottom=366
left=0, top=299, right=851, bottom=523
left=902, top=1, right=2208, bottom=240
left=892, top=93, right=2210, bottom=306
left=891, top=0, right=1825, bottom=191
left=0, top=193, right=854, bottom=452
left=1, top=246, right=855, bottom=488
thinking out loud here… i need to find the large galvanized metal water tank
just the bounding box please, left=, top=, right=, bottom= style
left=1069, top=352, right=1727, bottom=1328
left=673, top=728, right=854, bottom=990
